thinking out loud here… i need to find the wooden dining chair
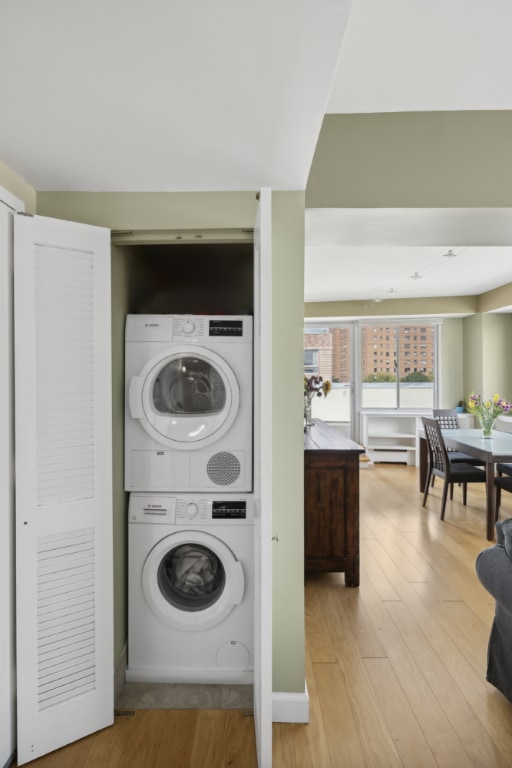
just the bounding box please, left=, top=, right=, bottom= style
left=493, top=462, right=512, bottom=510
left=495, top=465, right=512, bottom=514
left=422, top=417, right=487, bottom=520
left=433, top=408, right=485, bottom=467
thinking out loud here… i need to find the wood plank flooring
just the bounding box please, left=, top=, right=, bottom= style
left=14, top=464, right=512, bottom=767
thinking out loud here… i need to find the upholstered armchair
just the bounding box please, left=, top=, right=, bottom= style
left=476, top=518, right=512, bottom=703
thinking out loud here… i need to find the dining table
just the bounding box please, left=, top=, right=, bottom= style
left=438, top=428, right=512, bottom=541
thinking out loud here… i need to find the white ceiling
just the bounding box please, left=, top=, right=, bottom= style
left=2, top=0, right=511, bottom=307
left=327, top=0, right=512, bottom=114
left=0, top=0, right=352, bottom=192
left=305, top=209, right=512, bottom=304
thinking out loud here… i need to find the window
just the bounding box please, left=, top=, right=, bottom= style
left=304, top=320, right=439, bottom=433
left=361, top=321, right=437, bottom=409
left=304, top=349, right=318, bottom=374
left=303, top=325, right=353, bottom=428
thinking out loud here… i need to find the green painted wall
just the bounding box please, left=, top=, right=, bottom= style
left=110, top=245, right=131, bottom=667
left=0, top=161, right=36, bottom=212
left=270, top=192, right=306, bottom=691
left=304, top=296, right=479, bottom=319
left=439, top=319, right=464, bottom=408
left=307, top=111, right=512, bottom=208
left=463, top=313, right=512, bottom=402
left=36, top=191, right=258, bottom=230
left=482, top=314, right=512, bottom=398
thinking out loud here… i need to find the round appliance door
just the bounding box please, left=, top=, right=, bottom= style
left=142, top=530, right=244, bottom=631
left=129, top=345, right=240, bottom=450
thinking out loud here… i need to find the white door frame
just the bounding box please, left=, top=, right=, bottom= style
left=0, top=185, right=24, bottom=768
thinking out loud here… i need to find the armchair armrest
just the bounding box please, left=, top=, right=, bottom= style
left=476, top=543, right=512, bottom=613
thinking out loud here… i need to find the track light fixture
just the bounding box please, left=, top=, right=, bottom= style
left=410, top=248, right=459, bottom=280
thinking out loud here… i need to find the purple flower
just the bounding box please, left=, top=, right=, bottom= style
left=467, top=393, right=512, bottom=419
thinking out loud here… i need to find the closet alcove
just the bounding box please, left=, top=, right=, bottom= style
left=110, top=234, right=256, bottom=709
left=114, top=240, right=254, bottom=317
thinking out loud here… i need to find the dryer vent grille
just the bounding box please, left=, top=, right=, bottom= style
left=207, top=452, right=241, bottom=486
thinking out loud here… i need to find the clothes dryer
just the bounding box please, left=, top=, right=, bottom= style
left=126, top=493, right=254, bottom=684
left=125, top=314, right=252, bottom=492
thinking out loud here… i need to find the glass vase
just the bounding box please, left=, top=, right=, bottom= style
left=479, top=413, right=496, bottom=438
left=304, top=400, right=314, bottom=428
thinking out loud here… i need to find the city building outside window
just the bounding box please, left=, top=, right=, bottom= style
left=361, top=322, right=436, bottom=409
left=304, top=320, right=439, bottom=430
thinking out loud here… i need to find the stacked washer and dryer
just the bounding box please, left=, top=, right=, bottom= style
left=124, top=314, right=254, bottom=684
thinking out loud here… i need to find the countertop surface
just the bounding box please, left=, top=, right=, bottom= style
left=304, top=419, right=364, bottom=454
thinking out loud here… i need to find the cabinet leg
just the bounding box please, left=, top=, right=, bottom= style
left=345, top=556, right=360, bottom=587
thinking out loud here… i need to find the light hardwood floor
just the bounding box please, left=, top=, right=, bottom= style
left=15, top=464, right=512, bottom=767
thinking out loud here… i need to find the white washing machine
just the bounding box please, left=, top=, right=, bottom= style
left=125, top=314, right=253, bottom=492
left=126, top=493, right=254, bottom=684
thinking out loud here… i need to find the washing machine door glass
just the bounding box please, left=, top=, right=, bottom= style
left=142, top=530, right=245, bottom=630
left=158, top=542, right=226, bottom=611
left=131, top=346, right=240, bottom=449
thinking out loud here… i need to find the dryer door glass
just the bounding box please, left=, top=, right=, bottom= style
left=157, top=543, right=226, bottom=612
left=152, top=357, right=226, bottom=416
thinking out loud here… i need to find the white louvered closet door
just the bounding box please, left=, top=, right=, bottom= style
left=14, top=214, right=113, bottom=765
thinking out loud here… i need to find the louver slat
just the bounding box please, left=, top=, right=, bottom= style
left=35, top=246, right=94, bottom=506
left=36, top=529, right=95, bottom=711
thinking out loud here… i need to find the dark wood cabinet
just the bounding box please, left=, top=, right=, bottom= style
left=304, top=419, right=363, bottom=586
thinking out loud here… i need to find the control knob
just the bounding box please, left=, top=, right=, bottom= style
left=186, top=502, right=199, bottom=518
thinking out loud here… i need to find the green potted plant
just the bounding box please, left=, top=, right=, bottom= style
left=455, top=400, right=465, bottom=414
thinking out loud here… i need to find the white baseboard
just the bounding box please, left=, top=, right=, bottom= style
left=272, top=683, right=309, bottom=723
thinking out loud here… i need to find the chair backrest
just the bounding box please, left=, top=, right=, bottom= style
left=422, top=416, right=450, bottom=475
left=433, top=409, right=460, bottom=430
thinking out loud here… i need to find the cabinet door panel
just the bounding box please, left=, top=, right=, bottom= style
left=304, top=466, right=347, bottom=560
left=304, top=435, right=360, bottom=586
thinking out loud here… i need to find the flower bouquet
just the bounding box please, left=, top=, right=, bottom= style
left=304, top=375, right=331, bottom=427
left=467, top=393, right=512, bottom=438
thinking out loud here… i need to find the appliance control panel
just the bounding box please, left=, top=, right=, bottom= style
left=125, top=314, right=251, bottom=342
left=129, top=494, right=253, bottom=524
